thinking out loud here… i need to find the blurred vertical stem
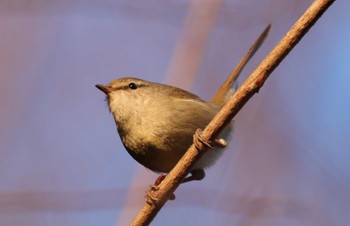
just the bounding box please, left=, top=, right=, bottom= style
left=117, top=1, right=224, bottom=224
left=165, top=0, right=225, bottom=88
left=130, top=0, right=335, bottom=225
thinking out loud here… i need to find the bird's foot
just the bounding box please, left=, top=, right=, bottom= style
left=146, top=174, right=175, bottom=205
left=194, top=129, right=227, bottom=150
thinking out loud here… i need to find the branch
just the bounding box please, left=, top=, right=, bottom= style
left=130, top=0, right=335, bottom=225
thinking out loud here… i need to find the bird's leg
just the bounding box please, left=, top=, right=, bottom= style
left=154, top=174, right=167, bottom=186
left=181, top=129, right=227, bottom=183
left=146, top=174, right=175, bottom=204
left=194, top=128, right=228, bottom=149
left=146, top=129, right=227, bottom=204
left=146, top=168, right=206, bottom=204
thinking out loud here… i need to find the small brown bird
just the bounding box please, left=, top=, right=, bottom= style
left=96, top=25, right=270, bottom=182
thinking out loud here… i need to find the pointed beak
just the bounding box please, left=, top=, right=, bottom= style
left=95, top=84, right=112, bottom=95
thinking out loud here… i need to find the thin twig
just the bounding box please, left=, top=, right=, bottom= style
left=130, top=0, right=335, bottom=225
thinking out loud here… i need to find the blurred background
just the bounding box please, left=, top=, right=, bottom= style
left=0, top=0, right=349, bottom=225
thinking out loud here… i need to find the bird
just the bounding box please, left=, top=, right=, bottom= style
left=96, top=24, right=270, bottom=184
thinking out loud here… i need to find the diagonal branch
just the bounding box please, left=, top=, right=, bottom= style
left=131, top=0, right=335, bottom=225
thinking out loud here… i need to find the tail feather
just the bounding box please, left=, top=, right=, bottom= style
left=211, top=24, right=271, bottom=106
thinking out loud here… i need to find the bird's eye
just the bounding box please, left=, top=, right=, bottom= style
left=128, top=82, right=138, bottom=90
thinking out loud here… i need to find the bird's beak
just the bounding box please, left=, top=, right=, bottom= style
left=95, top=84, right=112, bottom=95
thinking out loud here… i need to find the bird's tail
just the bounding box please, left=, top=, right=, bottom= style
left=211, top=24, right=271, bottom=106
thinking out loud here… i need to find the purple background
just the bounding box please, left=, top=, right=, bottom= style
left=1, top=1, right=349, bottom=225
